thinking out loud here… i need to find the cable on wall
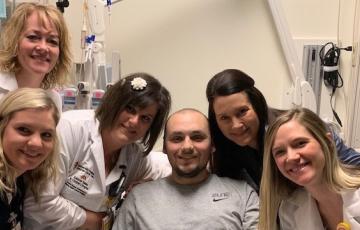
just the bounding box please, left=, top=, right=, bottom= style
left=319, top=42, right=352, bottom=127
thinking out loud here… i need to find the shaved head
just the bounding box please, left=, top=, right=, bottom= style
left=163, top=108, right=209, bottom=141
left=163, top=108, right=214, bottom=185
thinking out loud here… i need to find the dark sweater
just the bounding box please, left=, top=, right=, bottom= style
left=0, top=176, right=25, bottom=230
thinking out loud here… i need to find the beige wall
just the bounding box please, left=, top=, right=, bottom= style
left=63, top=0, right=356, bottom=149
left=105, top=0, right=291, bottom=113
left=281, top=0, right=355, bottom=133
left=65, top=0, right=290, bottom=113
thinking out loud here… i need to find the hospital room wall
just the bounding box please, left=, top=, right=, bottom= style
left=103, top=0, right=290, bottom=114
left=63, top=0, right=355, bottom=148
left=281, top=0, right=356, bottom=139
left=64, top=0, right=290, bottom=113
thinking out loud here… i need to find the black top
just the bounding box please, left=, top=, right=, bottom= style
left=210, top=108, right=267, bottom=194
left=215, top=145, right=262, bottom=192
left=0, top=176, right=25, bottom=230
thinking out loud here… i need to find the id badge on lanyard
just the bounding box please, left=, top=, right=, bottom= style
left=102, top=167, right=127, bottom=230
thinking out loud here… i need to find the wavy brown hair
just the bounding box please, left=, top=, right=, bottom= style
left=96, top=73, right=171, bottom=155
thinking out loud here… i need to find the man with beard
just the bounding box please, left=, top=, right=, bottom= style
left=112, top=109, right=259, bottom=230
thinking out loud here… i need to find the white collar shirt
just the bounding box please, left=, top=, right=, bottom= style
left=279, top=187, right=360, bottom=229
left=0, top=71, right=18, bottom=100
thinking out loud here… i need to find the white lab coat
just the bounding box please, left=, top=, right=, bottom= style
left=0, top=71, right=18, bottom=100
left=279, top=187, right=360, bottom=230
left=0, top=71, right=63, bottom=111
left=23, top=110, right=171, bottom=230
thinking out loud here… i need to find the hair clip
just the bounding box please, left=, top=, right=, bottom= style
left=131, top=77, right=147, bottom=91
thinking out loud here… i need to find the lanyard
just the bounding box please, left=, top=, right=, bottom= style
left=107, top=165, right=127, bottom=210
left=102, top=165, right=127, bottom=230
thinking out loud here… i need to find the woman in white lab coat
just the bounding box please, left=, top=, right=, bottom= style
left=259, top=107, right=360, bottom=230
left=24, top=73, right=172, bottom=230
left=0, top=2, right=72, bottom=104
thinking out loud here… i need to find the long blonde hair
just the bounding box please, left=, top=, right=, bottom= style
left=0, top=2, right=72, bottom=88
left=0, top=88, right=60, bottom=201
left=259, top=107, right=360, bottom=230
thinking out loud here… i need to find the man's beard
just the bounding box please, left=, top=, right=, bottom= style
left=173, top=164, right=207, bottom=178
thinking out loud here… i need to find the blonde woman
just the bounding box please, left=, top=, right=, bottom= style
left=0, top=2, right=72, bottom=102
left=0, top=88, right=59, bottom=229
left=259, top=107, right=360, bottom=230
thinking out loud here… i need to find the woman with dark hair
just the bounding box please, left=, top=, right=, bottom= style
left=206, top=69, right=360, bottom=192
left=24, top=73, right=172, bottom=230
